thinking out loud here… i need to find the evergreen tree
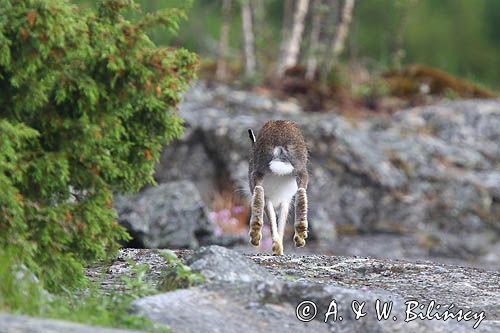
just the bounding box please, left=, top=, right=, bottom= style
left=0, top=0, right=198, bottom=290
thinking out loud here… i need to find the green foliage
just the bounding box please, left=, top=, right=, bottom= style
left=44, top=259, right=167, bottom=332
left=120, top=259, right=156, bottom=296
left=158, top=249, right=205, bottom=291
left=0, top=0, right=197, bottom=291
left=353, top=79, right=390, bottom=100
left=0, top=247, right=48, bottom=315
left=0, top=247, right=170, bottom=332
left=352, top=0, right=500, bottom=88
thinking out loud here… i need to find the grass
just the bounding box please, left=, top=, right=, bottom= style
left=158, top=249, right=205, bottom=292
left=0, top=248, right=171, bottom=333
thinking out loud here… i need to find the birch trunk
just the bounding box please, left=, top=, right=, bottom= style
left=306, top=0, right=324, bottom=80
left=216, top=0, right=232, bottom=81
left=280, top=0, right=294, bottom=54
left=252, top=0, right=266, bottom=71
left=276, top=0, right=310, bottom=78
left=325, top=0, right=355, bottom=75
left=241, top=1, right=256, bottom=78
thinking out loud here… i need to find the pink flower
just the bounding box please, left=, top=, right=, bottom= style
left=231, top=206, right=244, bottom=214
left=213, top=224, right=222, bottom=236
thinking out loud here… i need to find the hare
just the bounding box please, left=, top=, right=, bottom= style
left=248, top=120, right=309, bottom=255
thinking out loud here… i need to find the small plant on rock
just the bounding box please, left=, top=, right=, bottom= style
left=158, top=250, right=205, bottom=291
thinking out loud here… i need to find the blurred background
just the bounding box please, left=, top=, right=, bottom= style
left=80, top=0, right=500, bottom=268
left=2, top=1, right=498, bottom=330
left=76, top=0, right=500, bottom=89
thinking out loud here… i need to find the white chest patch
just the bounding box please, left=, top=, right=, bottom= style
left=262, top=174, right=298, bottom=205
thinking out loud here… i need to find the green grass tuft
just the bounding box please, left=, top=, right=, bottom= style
left=0, top=248, right=170, bottom=333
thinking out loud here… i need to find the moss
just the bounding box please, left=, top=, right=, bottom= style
left=384, top=64, right=498, bottom=98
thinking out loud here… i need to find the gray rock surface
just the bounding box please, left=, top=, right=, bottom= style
left=250, top=253, right=500, bottom=320
left=114, top=181, right=213, bottom=249
left=133, top=286, right=329, bottom=333
left=155, top=82, right=500, bottom=262
left=0, top=314, right=143, bottom=333
left=185, top=245, right=273, bottom=283
left=86, top=247, right=500, bottom=333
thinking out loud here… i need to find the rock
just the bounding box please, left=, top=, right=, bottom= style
left=114, top=181, right=213, bottom=249
left=154, top=128, right=218, bottom=204
left=250, top=253, right=500, bottom=320
left=132, top=287, right=328, bottom=333
left=0, top=314, right=143, bottom=333
left=125, top=246, right=500, bottom=333
left=154, top=81, right=500, bottom=262
left=393, top=100, right=500, bottom=162
left=186, top=245, right=273, bottom=283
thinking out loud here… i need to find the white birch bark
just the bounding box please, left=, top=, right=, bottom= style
left=252, top=0, right=266, bottom=71
left=306, top=0, right=323, bottom=80
left=325, top=0, right=355, bottom=73
left=280, top=0, right=294, bottom=56
left=276, top=0, right=310, bottom=78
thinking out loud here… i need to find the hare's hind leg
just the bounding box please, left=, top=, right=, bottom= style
left=294, top=171, right=308, bottom=247
left=249, top=185, right=264, bottom=246
left=294, top=188, right=308, bottom=247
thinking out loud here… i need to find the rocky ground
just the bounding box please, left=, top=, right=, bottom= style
left=116, top=81, right=500, bottom=268
left=87, top=246, right=500, bottom=333
left=6, top=245, right=499, bottom=332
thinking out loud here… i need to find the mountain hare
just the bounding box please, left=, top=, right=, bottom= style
left=248, top=120, right=309, bottom=255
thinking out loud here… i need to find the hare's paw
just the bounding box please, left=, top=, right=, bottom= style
left=294, top=233, right=306, bottom=247
left=248, top=215, right=263, bottom=247
left=272, top=240, right=283, bottom=255
left=249, top=232, right=262, bottom=247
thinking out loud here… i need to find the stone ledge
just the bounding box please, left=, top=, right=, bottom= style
left=87, top=247, right=500, bottom=333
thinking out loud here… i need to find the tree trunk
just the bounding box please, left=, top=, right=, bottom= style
left=275, top=0, right=293, bottom=81
left=306, top=0, right=324, bottom=80
left=252, top=0, right=266, bottom=71
left=241, top=0, right=256, bottom=78
left=280, top=0, right=294, bottom=55
left=276, top=0, right=310, bottom=78
left=216, top=0, right=232, bottom=81
left=324, top=0, right=355, bottom=76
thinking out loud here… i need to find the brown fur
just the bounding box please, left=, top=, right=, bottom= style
left=294, top=188, right=308, bottom=247
left=249, top=120, right=308, bottom=191
left=249, top=186, right=264, bottom=246
left=248, top=120, right=309, bottom=254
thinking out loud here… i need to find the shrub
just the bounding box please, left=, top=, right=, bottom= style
left=0, top=0, right=198, bottom=291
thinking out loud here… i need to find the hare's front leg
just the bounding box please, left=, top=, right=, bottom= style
left=274, top=200, right=290, bottom=255
left=265, top=200, right=282, bottom=256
